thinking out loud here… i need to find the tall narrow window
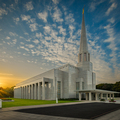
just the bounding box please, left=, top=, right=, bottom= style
left=82, top=82, right=84, bottom=89
left=84, top=53, right=86, bottom=61
left=88, top=53, right=90, bottom=61
left=57, top=81, right=61, bottom=99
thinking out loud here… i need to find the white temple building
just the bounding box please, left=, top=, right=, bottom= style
left=14, top=9, right=119, bottom=101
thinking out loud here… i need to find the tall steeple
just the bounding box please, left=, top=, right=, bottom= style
left=77, top=8, right=91, bottom=69
left=79, top=8, right=88, bottom=53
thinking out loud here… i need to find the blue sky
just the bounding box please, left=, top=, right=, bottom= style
left=0, top=0, right=120, bottom=87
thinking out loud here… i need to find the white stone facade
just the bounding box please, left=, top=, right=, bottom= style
left=14, top=9, right=97, bottom=100
left=14, top=63, right=96, bottom=100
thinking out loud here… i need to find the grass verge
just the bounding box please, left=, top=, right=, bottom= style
left=2, top=98, right=79, bottom=108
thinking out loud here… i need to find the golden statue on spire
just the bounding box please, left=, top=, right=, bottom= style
left=82, top=5, right=85, bottom=14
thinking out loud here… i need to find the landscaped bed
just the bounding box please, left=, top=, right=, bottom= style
left=0, top=98, right=13, bottom=101
left=2, top=98, right=79, bottom=108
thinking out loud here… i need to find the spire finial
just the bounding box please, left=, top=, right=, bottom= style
left=82, top=5, right=85, bottom=14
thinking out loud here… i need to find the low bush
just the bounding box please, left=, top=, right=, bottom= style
left=100, top=99, right=105, bottom=101
left=109, top=99, right=116, bottom=102
left=0, top=98, right=12, bottom=100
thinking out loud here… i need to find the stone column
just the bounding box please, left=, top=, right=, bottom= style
left=22, top=87, right=24, bottom=99
left=26, top=86, right=28, bottom=99
left=25, top=86, right=27, bottom=99
left=100, top=93, right=103, bottom=99
left=79, top=92, right=81, bottom=101
left=28, top=85, right=30, bottom=99
left=95, top=93, right=98, bottom=101
left=46, top=83, right=49, bottom=99
left=38, top=82, right=40, bottom=100
left=31, top=84, right=33, bottom=99
left=110, top=94, right=111, bottom=100
left=106, top=93, right=108, bottom=100
left=113, top=93, right=114, bottom=99
left=80, top=81, right=82, bottom=90
left=24, top=86, right=25, bottom=99
left=34, top=83, right=36, bottom=99
left=86, top=93, right=88, bottom=100
left=42, top=78, right=45, bottom=100
left=89, top=92, right=91, bottom=101
left=21, top=87, right=22, bottom=99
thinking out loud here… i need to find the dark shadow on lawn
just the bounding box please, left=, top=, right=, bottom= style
left=15, top=103, right=120, bottom=119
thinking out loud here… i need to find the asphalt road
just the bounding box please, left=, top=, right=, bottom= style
left=15, top=102, right=120, bottom=119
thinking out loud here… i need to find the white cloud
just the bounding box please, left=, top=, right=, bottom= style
left=10, top=56, right=13, bottom=58
left=12, top=39, right=17, bottom=44
left=6, top=36, right=10, bottom=39
left=24, top=32, right=29, bottom=35
left=29, top=23, right=38, bottom=32
left=65, top=13, right=74, bottom=24
left=21, top=15, right=37, bottom=32
left=52, top=0, right=59, bottom=5
left=21, top=15, right=30, bottom=21
left=26, top=44, right=34, bottom=48
left=33, top=39, right=39, bottom=44
left=44, top=26, right=51, bottom=34
left=27, top=60, right=30, bottom=63
left=89, top=0, right=105, bottom=12
left=9, top=32, right=18, bottom=36
left=0, top=8, right=7, bottom=16
left=36, top=32, right=43, bottom=38
left=26, top=39, right=31, bottom=42
left=24, top=1, right=34, bottom=11
left=0, top=29, right=2, bottom=31
left=15, top=0, right=18, bottom=4
left=9, top=4, right=15, bottom=10
left=107, top=17, right=115, bottom=23
left=52, top=7, right=63, bottom=23
left=13, top=17, right=19, bottom=24
left=20, top=46, right=29, bottom=51
left=69, top=25, right=75, bottom=31
left=106, top=3, right=117, bottom=16
left=58, top=26, right=66, bottom=36
left=20, top=42, right=24, bottom=44
left=69, top=25, right=75, bottom=37
left=38, top=11, right=48, bottom=22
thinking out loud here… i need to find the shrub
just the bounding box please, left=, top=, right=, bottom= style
left=100, top=99, right=105, bottom=101
left=109, top=99, right=116, bottom=102
left=0, top=98, right=12, bottom=100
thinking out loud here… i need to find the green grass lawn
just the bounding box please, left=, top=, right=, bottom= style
left=2, top=98, right=79, bottom=108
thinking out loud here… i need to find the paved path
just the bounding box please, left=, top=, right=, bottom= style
left=0, top=101, right=120, bottom=120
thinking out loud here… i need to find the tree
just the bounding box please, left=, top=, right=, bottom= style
left=0, top=86, right=15, bottom=98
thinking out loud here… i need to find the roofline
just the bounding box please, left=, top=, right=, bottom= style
left=75, top=89, right=120, bottom=93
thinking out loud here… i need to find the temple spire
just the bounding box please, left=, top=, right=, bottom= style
left=79, top=8, right=88, bottom=53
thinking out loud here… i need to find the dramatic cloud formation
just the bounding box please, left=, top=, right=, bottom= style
left=0, top=0, right=120, bottom=87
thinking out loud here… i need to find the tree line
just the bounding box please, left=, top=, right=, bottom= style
left=96, top=81, right=120, bottom=92
left=0, top=86, right=14, bottom=98
left=96, top=81, right=120, bottom=97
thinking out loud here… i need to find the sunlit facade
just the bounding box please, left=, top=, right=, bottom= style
left=14, top=10, right=118, bottom=101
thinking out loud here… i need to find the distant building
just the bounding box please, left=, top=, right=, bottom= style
left=14, top=9, right=118, bottom=101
